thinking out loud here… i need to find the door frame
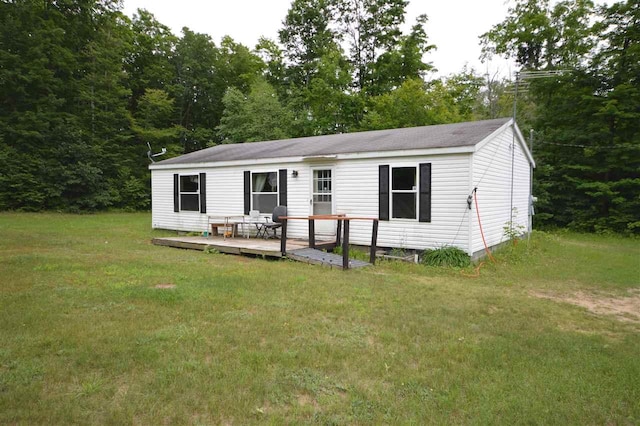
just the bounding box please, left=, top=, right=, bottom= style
left=309, top=165, right=336, bottom=236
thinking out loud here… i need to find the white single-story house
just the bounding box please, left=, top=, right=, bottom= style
left=149, top=117, right=534, bottom=258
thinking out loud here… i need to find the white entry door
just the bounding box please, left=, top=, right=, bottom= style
left=311, top=168, right=335, bottom=235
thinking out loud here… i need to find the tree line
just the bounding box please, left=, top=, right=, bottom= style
left=0, top=0, right=637, bottom=234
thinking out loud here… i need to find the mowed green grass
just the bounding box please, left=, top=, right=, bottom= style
left=0, top=213, right=638, bottom=424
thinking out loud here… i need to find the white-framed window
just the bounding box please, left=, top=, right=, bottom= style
left=391, top=166, right=417, bottom=219
left=179, top=174, right=200, bottom=211
left=251, top=171, right=278, bottom=213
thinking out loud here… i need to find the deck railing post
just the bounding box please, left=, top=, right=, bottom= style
left=281, top=219, right=287, bottom=256
left=370, top=219, right=379, bottom=265
left=342, top=219, right=350, bottom=270
left=336, top=219, right=342, bottom=246
left=308, top=219, right=315, bottom=249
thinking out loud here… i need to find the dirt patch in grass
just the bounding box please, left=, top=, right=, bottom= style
left=532, top=289, right=640, bottom=323
left=297, top=393, right=320, bottom=409
left=154, top=283, right=176, bottom=289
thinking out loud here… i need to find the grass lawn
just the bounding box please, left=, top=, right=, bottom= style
left=0, top=213, right=638, bottom=424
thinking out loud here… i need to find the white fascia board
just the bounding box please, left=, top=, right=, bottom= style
left=149, top=156, right=305, bottom=170
left=332, top=146, right=474, bottom=160
left=512, top=122, right=536, bottom=167
left=474, top=119, right=536, bottom=167
left=149, top=146, right=474, bottom=170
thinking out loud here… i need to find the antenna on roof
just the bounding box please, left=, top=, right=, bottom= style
left=505, top=69, right=568, bottom=94
left=508, top=68, right=570, bottom=237
left=147, top=142, right=167, bottom=163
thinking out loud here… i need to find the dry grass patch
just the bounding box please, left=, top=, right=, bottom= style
left=154, top=283, right=176, bottom=289
left=531, top=289, right=640, bottom=324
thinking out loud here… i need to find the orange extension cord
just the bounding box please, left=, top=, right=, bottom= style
left=474, top=188, right=497, bottom=264
left=462, top=188, right=496, bottom=278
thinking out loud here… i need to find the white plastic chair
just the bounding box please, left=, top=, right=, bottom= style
left=245, top=210, right=263, bottom=238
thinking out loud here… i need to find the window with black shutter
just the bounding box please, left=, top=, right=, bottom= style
left=391, top=167, right=417, bottom=219
left=179, top=175, right=200, bottom=211
left=251, top=171, right=279, bottom=214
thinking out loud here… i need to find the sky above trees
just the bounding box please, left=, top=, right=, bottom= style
left=122, top=0, right=616, bottom=77
left=122, top=0, right=520, bottom=77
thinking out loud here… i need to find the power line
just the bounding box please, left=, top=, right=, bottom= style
left=536, top=140, right=633, bottom=150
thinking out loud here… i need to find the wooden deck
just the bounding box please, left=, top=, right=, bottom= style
left=152, top=236, right=309, bottom=257
left=152, top=235, right=371, bottom=269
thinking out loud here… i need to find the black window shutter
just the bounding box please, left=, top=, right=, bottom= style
left=243, top=171, right=251, bottom=215
left=278, top=169, right=287, bottom=206
left=419, top=163, right=431, bottom=222
left=379, top=165, right=389, bottom=221
left=173, top=174, right=179, bottom=212
left=199, top=172, right=206, bottom=213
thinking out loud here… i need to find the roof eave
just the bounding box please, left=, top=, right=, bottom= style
left=148, top=146, right=476, bottom=170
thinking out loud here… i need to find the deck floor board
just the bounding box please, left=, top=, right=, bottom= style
left=152, top=236, right=307, bottom=257
left=152, top=236, right=371, bottom=269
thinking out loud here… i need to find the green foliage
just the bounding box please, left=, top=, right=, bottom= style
left=0, top=0, right=133, bottom=211
left=421, top=246, right=470, bottom=268
left=170, top=29, right=223, bottom=152
left=503, top=207, right=527, bottom=240
left=335, top=0, right=412, bottom=93
left=125, top=9, right=177, bottom=110
left=255, top=37, right=287, bottom=91
left=217, top=79, right=293, bottom=143
left=0, top=0, right=442, bottom=213
left=279, top=0, right=338, bottom=88
left=132, top=89, right=182, bottom=160
left=369, top=13, right=435, bottom=95
left=362, top=78, right=434, bottom=130
left=362, top=74, right=483, bottom=130
left=0, top=1, right=272, bottom=211
left=482, top=0, right=640, bottom=234
left=331, top=245, right=370, bottom=261
left=290, top=47, right=356, bottom=136
left=480, top=0, right=595, bottom=69
left=278, top=0, right=435, bottom=132
left=529, top=1, right=640, bottom=234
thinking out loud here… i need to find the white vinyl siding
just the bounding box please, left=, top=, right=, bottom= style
left=471, top=125, right=532, bottom=255
left=152, top=164, right=308, bottom=237
left=152, top=170, right=210, bottom=232
left=333, top=154, right=470, bottom=251
left=152, top=155, right=471, bottom=250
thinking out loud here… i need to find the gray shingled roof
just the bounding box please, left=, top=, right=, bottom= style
left=155, top=118, right=511, bottom=166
